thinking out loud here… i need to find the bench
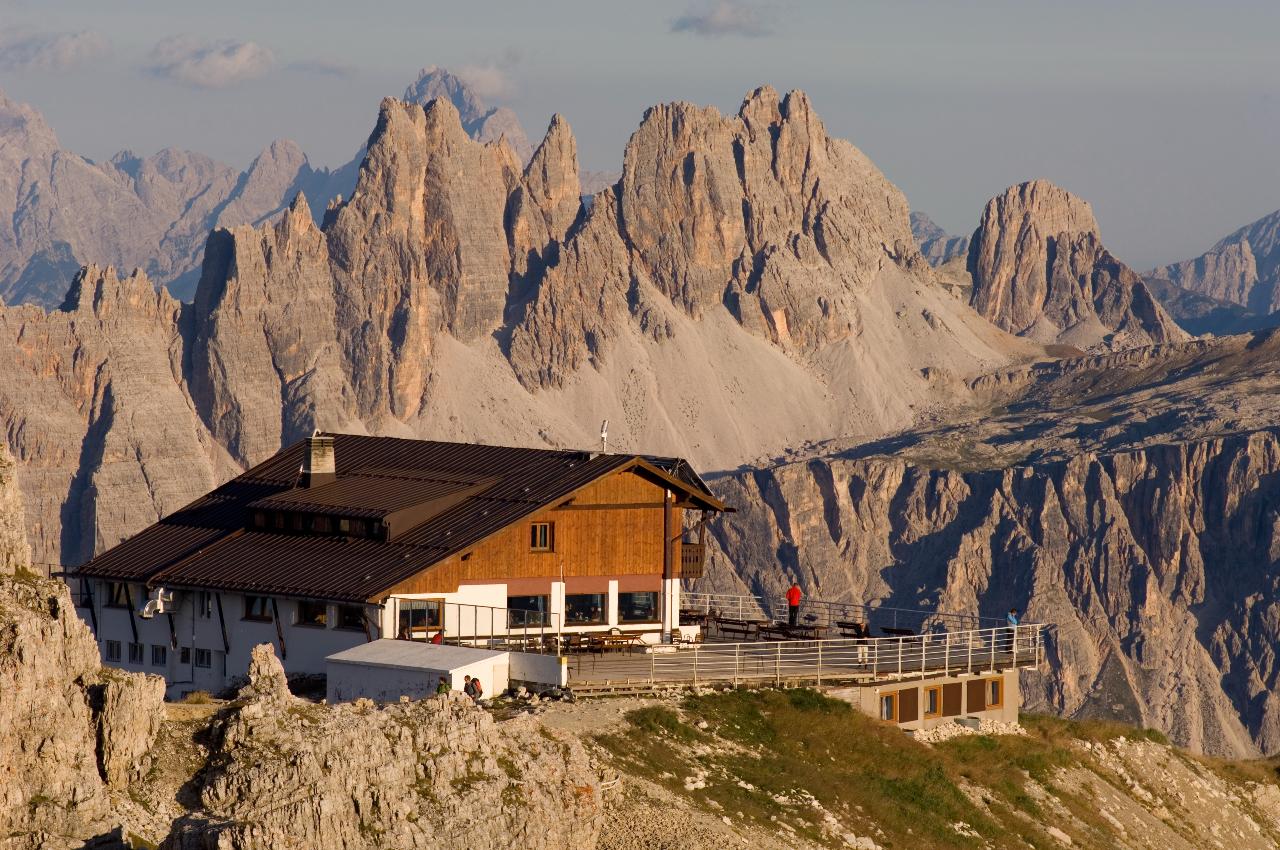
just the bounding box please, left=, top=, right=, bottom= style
left=714, top=617, right=758, bottom=640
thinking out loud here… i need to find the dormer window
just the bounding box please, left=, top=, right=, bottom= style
left=530, top=522, right=554, bottom=552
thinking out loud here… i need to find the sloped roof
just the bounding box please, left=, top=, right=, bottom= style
left=75, top=433, right=724, bottom=603
left=327, top=639, right=508, bottom=672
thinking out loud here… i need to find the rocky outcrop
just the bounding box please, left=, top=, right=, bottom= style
left=910, top=211, right=969, bottom=267
left=167, top=645, right=601, bottom=850
left=968, top=181, right=1186, bottom=349
left=0, top=571, right=164, bottom=845
left=1149, top=208, right=1280, bottom=314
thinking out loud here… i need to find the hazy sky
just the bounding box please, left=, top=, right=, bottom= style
left=1, top=0, right=1277, bottom=268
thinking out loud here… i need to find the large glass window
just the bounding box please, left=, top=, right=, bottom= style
left=618, top=591, right=659, bottom=623
left=507, top=595, right=550, bottom=628
left=397, top=599, right=442, bottom=637
left=879, top=693, right=897, bottom=722
left=194, top=648, right=212, bottom=668
left=565, top=593, right=606, bottom=626
left=196, top=591, right=213, bottom=619
left=127, top=642, right=144, bottom=664
left=151, top=645, right=167, bottom=667
left=988, top=678, right=1003, bottom=708
left=296, top=600, right=328, bottom=627
left=336, top=604, right=366, bottom=631
left=104, top=640, right=121, bottom=662
left=243, top=595, right=272, bottom=622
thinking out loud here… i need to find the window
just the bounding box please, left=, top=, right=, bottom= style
left=252, top=511, right=266, bottom=528
left=507, top=595, right=549, bottom=629
left=310, top=515, right=332, bottom=534
left=924, top=686, right=942, bottom=719
left=988, top=678, right=1003, bottom=709
left=151, top=645, right=167, bottom=667
left=296, top=600, right=328, bottom=627
left=565, top=593, right=606, bottom=625
left=243, top=595, right=272, bottom=622
left=128, top=642, right=144, bottom=664
left=105, top=581, right=131, bottom=608
left=194, top=648, right=212, bottom=669
left=529, top=522, right=554, bottom=552
left=397, top=599, right=442, bottom=636
left=289, top=513, right=304, bottom=532
left=336, top=604, right=366, bottom=631
left=196, top=591, right=213, bottom=619
left=179, top=647, right=191, bottom=665
left=879, top=692, right=897, bottom=722
left=272, top=512, right=285, bottom=529
left=104, top=640, right=121, bottom=662
left=618, top=591, right=659, bottom=623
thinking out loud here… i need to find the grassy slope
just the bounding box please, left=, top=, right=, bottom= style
left=595, top=689, right=1280, bottom=849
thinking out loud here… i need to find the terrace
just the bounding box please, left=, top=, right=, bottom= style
left=418, top=593, right=1048, bottom=693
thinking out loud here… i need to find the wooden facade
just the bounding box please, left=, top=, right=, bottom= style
left=384, top=470, right=685, bottom=598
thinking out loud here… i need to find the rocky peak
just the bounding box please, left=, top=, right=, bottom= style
left=968, top=180, right=1184, bottom=348
left=60, top=264, right=175, bottom=320
left=911, top=211, right=971, bottom=267
left=0, top=87, right=59, bottom=155
left=402, top=65, right=533, bottom=163
left=1149, top=207, right=1280, bottom=315
left=521, top=114, right=582, bottom=239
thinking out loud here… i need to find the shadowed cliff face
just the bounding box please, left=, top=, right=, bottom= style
left=703, top=402, right=1280, bottom=758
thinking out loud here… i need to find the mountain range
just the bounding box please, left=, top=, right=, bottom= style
left=0, top=74, right=1276, bottom=759
left=0, top=67, right=549, bottom=308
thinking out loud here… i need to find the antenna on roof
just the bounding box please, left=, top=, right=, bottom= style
left=600, top=419, right=609, bottom=454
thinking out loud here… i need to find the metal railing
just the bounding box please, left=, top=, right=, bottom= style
left=399, top=601, right=564, bottom=655
left=680, top=592, right=1010, bottom=633
left=567, top=623, right=1047, bottom=687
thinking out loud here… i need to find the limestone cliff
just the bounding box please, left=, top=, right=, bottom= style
left=701, top=331, right=1280, bottom=758
left=165, top=646, right=602, bottom=850
left=0, top=569, right=164, bottom=845
left=0, top=444, right=29, bottom=575
left=968, top=181, right=1186, bottom=349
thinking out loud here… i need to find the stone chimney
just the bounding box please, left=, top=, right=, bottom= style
left=301, top=434, right=336, bottom=488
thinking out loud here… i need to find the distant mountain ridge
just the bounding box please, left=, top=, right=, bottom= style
left=1149, top=208, right=1280, bottom=313
left=910, top=211, right=969, bottom=266
left=1143, top=208, right=1280, bottom=336
left=0, top=67, right=540, bottom=308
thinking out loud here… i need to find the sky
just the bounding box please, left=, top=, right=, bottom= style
left=1, top=0, right=1277, bottom=269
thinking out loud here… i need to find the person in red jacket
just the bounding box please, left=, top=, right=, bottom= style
left=786, top=582, right=802, bottom=627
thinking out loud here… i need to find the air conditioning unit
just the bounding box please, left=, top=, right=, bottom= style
left=140, top=587, right=177, bottom=618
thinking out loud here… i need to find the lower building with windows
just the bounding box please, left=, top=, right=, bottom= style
left=73, top=433, right=724, bottom=697
left=834, top=670, right=1020, bottom=731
